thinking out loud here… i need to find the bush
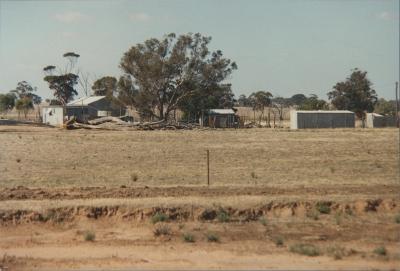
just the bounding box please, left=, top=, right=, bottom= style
left=130, top=173, right=138, bottom=182
left=183, top=233, right=195, bottom=243
left=327, top=245, right=346, bottom=260
left=373, top=246, right=387, bottom=256
left=395, top=214, right=400, bottom=224
left=259, top=217, right=267, bottom=226
left=151, top=212, right=168, bottom=224
left=153, top=224, right=171, bottom=236
left=206, top=232, right=219, bottom=242
left=316, top=202, right=331, bottom=214
left=306, top=209, right=319, bottom=220
left=290, top=243, right=320, bottom=256
left=273, top=236, right=284, bottom=246
left=84, top=231, right=96, bottom=242
left=217, top=209, right=230, bottom=223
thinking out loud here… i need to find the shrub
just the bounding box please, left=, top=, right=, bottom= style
left=84, top=231, right=96, bottom=242
left=327, top=245, right=346, bottom=260
left=334, top=211, right=342, bottom=225
left=153, top=223, right=171, bottom=236
left=259, top=217, right=267, bottom=226
left=290, top=243, right=320, bottom=256
left=251, top=172, right=257, bottom=179
left=395, top=214, right=400, bottom=224
left=217, top=209, right=230, bottom=223
left=206, top=232, right=219, bottom=242
left=183, top=233, right=195, bottom=243
left=316, top=202, right=331, bottom=214
left=151, top=212, right=168, bottom=224
left=306, top=209, right=319, bottom=220
left=130, top=173, right=138, bottom=182
left=273, top=236, right=284, bottom=246
left=373, top=246, right=387, bottom=256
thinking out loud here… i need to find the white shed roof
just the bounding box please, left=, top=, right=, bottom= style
left=67, top=96, right=106, bottom=106
left=294, top=110, right=354, bottom=114
left=209, top=109, right=236, bottom=114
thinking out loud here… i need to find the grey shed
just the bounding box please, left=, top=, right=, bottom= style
left=290, top=110, right=355, bottom=129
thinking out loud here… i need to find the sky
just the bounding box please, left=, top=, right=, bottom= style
left=0, top=0, right=399, bottom=100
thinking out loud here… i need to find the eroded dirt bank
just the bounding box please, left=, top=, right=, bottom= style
left=1, top=195, right=400, bottom=270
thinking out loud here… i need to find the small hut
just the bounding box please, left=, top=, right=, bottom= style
left=201, top=109, right=238, bottom=128
left=366, top=113, right=397, bottom=128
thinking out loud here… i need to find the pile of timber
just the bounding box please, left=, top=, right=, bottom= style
left=66, top=116, right=201, bottom=131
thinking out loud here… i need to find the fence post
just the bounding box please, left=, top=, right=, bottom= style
left=206, top=149, right=210, bottom=186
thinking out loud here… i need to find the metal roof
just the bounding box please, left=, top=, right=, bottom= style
left=67, top=96, right=106, bottom=106
left=294, top=110, right=354, bottom=114
left=209, top=109, right=236, bottom=114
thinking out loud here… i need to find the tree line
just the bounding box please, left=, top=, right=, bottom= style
left=0, top=33, right=397, bottom=121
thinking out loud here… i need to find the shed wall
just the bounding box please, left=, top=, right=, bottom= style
left=42, top=107, right=64, bottom=126
left=366, top=114, right=397, bottom=128
left=291, top=112, right=355, bottom=129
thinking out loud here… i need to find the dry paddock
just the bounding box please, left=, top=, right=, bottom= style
left=0, top=125, right=397, bottom=188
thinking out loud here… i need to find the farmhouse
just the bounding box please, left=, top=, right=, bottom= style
left=366, top=113, right=397, bottom=128
left=201, top=109, right=238, bottom=128
left=290, top=110, right=355, bottom=129
left=66, top=96, right=123, bottom=123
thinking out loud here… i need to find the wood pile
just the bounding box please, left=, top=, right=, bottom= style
left=66, top=116, right=202, bottom=131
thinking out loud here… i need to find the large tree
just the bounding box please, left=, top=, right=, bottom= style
left=118, top=33, right=237, bottom=121
left=44, top=73, right=79, bottom=105
left=11, top=81, right=42, bottom=104
left=328, top=68, right=377, bottom=118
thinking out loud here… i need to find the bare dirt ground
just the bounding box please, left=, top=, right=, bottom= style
left=0, top=125, right=399, bottom=270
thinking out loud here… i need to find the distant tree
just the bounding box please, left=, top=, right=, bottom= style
left=92, top=76, right=117, bottom=97
left=249, top=91, right=273, bottom=125
left=289, top=94, right=307, bottom=106
left=118, top=33, right=237, bottom=121
left=272, top=96, right=290, bottom=122
left=374, top=98, right=396, bottom=116
left=0, top=93, right=16, bottom=115
left=237, top=94, right=251, bottom=106
left=298, top=94, right=328, bottom=110
left=15, top=97, right=33, bottom=118
left=44, top=73, right=79, bottom=105
left=11, top=81, right=42, bottom=104
left=328, top=68, right=377, bottom=118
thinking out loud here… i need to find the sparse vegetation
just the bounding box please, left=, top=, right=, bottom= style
left=395, top=214, right=400, bottom=224
left=84, top=231, right=96, bottom=242
left=316, top=202, right=331, bottom=214
left=153, top=223, right=171, bottom=237
left=206, top=232, right=219, bottom=242
left=373, top=246, right=387, bottom=256
left=183, top=233, right=195, bottom=243
left=273, top=236, right=284, bottom=246
left=217, top=208, right=230, bottom=223
left=306, top=209, right=319, bottom=220
left=151, top=212, right=168, bottom=224
left=130, top=173, right=138, bottom=182
left=259, top=217, right=267, bottom=226
left=327, top=245, right=347, bottom=260
left=290, top=243, right=320, bottom=256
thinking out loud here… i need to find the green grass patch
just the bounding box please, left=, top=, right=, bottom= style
left=151, top=212, right=168, bottom=224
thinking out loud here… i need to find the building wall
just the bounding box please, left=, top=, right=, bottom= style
left=366, top=113, right=397, bottom=128
left=42, top=107, right=64, bottom=126
left=290, top=111, right=355, bottom=129
left=66, top=98, right=125, bottom=122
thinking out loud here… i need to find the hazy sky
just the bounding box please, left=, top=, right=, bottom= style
left=0, top=0, right=398, bottom=100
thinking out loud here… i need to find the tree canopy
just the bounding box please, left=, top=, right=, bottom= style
left=328, top=68, right=377, bottom=117
left=92, top=76, right=117, bottom=97
left=298, top=94, right=328, bottom=110
left=0, top=93, right=16, bottom=114
left=44, top=73, right=79, bottom=105
left=118, top=33, right=237, bottom=121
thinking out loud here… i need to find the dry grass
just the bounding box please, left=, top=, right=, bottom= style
left=0, top=126, right=397, bottom=188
